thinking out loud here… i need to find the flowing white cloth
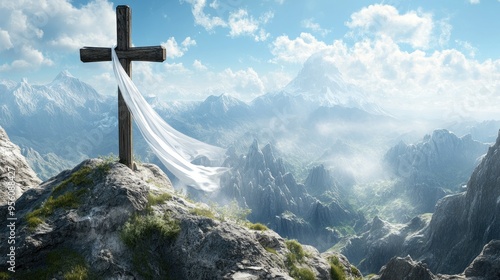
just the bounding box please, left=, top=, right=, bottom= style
left=111, top=48, right=227, bottom=192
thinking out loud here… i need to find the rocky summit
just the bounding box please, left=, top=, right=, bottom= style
left=0, top=157, right=361, bottom=279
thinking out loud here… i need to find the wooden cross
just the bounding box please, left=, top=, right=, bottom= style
left=80, top=5, right=166, bottom=169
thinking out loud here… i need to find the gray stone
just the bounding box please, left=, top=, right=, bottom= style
left=375, top=255, right=436, bottom=280
left=0, top=126, right=40, bottom=206
left=464, top=240, right=500, bottom=280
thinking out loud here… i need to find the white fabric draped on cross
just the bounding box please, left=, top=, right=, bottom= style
left=111, top=47, right=227, bottom=192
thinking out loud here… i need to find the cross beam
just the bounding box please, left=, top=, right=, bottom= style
left=80, top=5, right=166, bottom=169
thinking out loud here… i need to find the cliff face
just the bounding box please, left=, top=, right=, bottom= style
left=0, top=126, right=40, bottom=206
left=418, top=130, right=500, bottom=274
left=0, top=158, right=360, bottom=279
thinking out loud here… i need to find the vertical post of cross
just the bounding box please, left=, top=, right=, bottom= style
left=116, top=5, right=133, bottom=168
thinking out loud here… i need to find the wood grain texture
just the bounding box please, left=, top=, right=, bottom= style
left=80, top=47, right=166, bottom=62
left=117, top=5, right=133, bottom=169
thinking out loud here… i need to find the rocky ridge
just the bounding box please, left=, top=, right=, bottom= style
left=0, top=126, right=40, bottom=206
left=0, top=157, right=360, bottom=279
left=385, top=129, right=488, bottom=190
left=383, top=129, right=488, bottom=215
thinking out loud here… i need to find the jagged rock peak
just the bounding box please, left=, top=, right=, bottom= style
left=244, top=139, right=265, bottom=171
left=304, top=164, right=337, bottom=196
left=0, top=126, right=40, bottom=206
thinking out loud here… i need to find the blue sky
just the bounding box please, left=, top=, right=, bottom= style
left=1, top=0, right=500, bottom=119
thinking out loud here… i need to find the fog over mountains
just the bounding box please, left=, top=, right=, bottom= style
left=1, top=52, right=500, bottom=278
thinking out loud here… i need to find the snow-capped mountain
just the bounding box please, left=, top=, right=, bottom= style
left=284, top=52, right=387, bottom=116
left=0, top=71, right=115, bottom=179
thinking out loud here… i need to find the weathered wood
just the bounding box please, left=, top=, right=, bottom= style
left=116, top=5, right=133, bottom=169
left=79, top=5, right=166, bottom=170
left=80, top=47, right=166, bottom=62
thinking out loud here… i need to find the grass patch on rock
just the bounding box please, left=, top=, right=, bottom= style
left=189, top=207, right=216, bottom=219
left=121, top=213, right=180, bottom=279
left=265, top=247, right=277, bottom=255
left=18, top=248, right=89, bottom=279
left=121, top=213, right=180, bottom=248
left=26, top=188, right=87, bottom=229
left=327, top=255, right=362, bottom=280
left=25, top=163, right=113, bottom=230
left=285, top=240, right=315, bottom=280
left=245, top=222, right=268, bottom=231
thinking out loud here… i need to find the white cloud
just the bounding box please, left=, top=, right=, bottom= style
left=0, top=30, right=13, bottom=51
left=162, top=37, right=197, bottom=59
left=311, top=37, right=500, bottom=120
left=47, top=0, right=115, bottom=50
left=228, top=10, right=258, bottom=37
left=227, top=9, right=271, bottom=42
left=182, top=0, right=227, bottom=31
left=469, top=0, right=480, bottom=4
left=164, top=62, right=190, bottom=74
left=346, top=4, right=436, bottom=49
left=218, top=67, right=266, bottom=97
left=181, top=37, right=197, bottom=48
left=301, top=18, right=331, bottom=37
left=456, top=40, right=477, bottom=58
left=209, top=0, right=219, bottom=9
left=0, top=0, right=115, bottom=72
left=193, top=59, right=208, bottom=71
left=0, top=45, right=53, bottom=72
left=183, top=1, right=272, bottom=41
left=270, top=32, right=329, bottom=64
left=267, top=4, right=500, bottom=120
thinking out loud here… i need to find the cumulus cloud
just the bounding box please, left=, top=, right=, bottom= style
left=219, top=67, right=265, bottom=96
left=46, top=0, right=115, bottom=50
left=309, top=37, right=500, bottom=120
left=267, top=4, right=500, bottom=120
left=193, top=59, right=208, bottom=71
left=162, top=37, right=197, bottom=59
left=228, top=9, right=272, bottom=41
left=346, top=4, right=437, bottom=49
left=0, top=0, right=115, bottom=72
left=270, top=32, right=329, bottom=64
left=228, top=10, right=258, bottom=37
left=183, top=0, right=272, bottom=41
left=0, top=45, right=53, bottom=72
left=183, top=0, right=227, bottom=31
left=0, top=30, right=13, bottom=51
